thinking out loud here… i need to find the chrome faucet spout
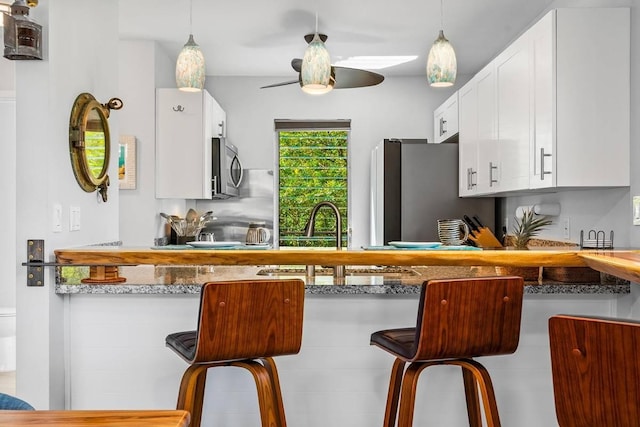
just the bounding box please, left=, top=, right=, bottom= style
left=303, top=201, right=342, bottom=249
left=303, top=201, right=345, bottom=280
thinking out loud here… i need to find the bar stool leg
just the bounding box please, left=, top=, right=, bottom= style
left=455, top=359, right=502, bottom=427
left=382, top=358, right=406, bottom=427
left=462, top=367, right=483, bottom=427
left=177, top=364, right=212, bottom=427
left=261, top=357, right=287, bottom=425
left=396, top=361, right=439, bottom=427
left=233, top=360, right=286, bottom=427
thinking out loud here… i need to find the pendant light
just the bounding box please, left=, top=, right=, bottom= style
left=426, top=0, right=457, bottom=87
left=175, top=0, right=205, bottom=92
left=301, top=14, right=333, bottom=95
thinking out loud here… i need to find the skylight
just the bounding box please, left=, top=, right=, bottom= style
left=333, top=56, right=418, bottom=70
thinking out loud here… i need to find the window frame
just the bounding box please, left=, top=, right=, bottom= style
left=274, top=119, right=352, bottom=248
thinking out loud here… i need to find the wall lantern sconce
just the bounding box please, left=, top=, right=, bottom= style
left=3, top=0, right=42, bottom=60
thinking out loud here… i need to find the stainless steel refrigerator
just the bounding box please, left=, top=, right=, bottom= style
left=370, top=139, right=496, bottom=245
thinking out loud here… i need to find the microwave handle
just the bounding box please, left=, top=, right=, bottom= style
left=211, top=176, right=218, bottom=196
left=230, top=155, right=243, bottom=188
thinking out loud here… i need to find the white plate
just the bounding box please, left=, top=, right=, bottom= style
left=388, top=241, right=443, bottom=249
left=186, top=241, right=242, bottom=248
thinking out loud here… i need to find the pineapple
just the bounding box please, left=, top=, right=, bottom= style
left=512, top=209, right=553, bottom=249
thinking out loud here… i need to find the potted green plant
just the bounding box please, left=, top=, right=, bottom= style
left=511, top=209, right=553, bottom=249
left=497, top=209, right=553, bottom=281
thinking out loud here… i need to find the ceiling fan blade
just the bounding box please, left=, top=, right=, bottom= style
left=260, top=80, right=299, bottom=89
left=333, top=67, right=384, bottom=89
left=291, top=58, right=302, bottom=72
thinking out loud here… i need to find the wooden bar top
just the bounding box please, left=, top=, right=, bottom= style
left=0, top=409, right=190, bottom=427
left=54, top=247, right=591, bottom=267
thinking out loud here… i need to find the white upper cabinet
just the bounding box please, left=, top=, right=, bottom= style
left=458, top=63, right=498, bottom=196
left=156, top=88, right=222, bottom=199
left=212, top=96, right=227, bottom=138
left=458, top=80, right=479, bottom=196
left=457, top=7, right=630, bottom=197
left=530, top=8, right=630, bottom=189
left=475, top=64, right=499, bottom=194
left=495, top=30, right=531, bottom=192
left=433, top=92, right=459, bottom=143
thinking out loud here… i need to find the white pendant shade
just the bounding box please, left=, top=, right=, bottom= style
left=176, top=34, right=205, bottom=92
left=426, top=30, right=457, bottom=87
left=301, top=33, right=333, bottom=95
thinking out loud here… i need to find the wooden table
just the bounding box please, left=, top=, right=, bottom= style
left=0, top=409, right=190, bottom=426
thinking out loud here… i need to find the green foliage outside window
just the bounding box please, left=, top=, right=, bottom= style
left=279, top=130, right=349, bottom=247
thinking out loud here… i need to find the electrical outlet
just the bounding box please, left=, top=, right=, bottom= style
left=69, top=206, right=81, bottom=231
left=52, top=204, right=62, bottom=233
left=562, top=218, right=571, bottom=239
left=633, top=196, right=640, bottom=225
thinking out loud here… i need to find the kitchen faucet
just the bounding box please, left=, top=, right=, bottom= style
left=303, top=201, right=345, bottom=279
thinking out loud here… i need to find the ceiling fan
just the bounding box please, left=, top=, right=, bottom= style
left=260, top=33, right=385, bottom=92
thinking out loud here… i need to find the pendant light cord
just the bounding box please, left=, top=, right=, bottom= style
left=440, top=0, right=443, bottom=30
left=189, top=0, right=193, bottom=34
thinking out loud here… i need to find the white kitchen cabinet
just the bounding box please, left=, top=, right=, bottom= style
left=495, top=31, right=531, bottom=192
left=529, top=8, right=630, bottom=189
left=212, top=96, right=227, bottom=138
left=156, top=88, right=217, bottom=199
left=458, top=63, right=497, bottom=196
left=458, top=80, right=478, bottom=196
left=458, top=8, right=630, bottom=197
left=475, top=64, right=499, bottom=194
left=433, top=92, right=458, bottom=144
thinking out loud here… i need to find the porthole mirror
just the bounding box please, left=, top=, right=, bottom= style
left=68, top=93, right=123, bottom=202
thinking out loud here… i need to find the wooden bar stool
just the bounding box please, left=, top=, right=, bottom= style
left=166, top=279, right=305, bottom=427
left=370, top=276, right=524, bottom=427
left=549, top=315, right=640, bottom=427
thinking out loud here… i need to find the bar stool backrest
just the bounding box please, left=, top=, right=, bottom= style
left=412, top=276, right=524, bottom=361
left=549, top=315, right=640, bottom=427
left=192, top=279, right=305, bottom=363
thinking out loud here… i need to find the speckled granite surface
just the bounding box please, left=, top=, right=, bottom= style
left=55, top=265, right=630, bottom=295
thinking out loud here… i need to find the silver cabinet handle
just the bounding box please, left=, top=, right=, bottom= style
left=540, top=148, right=552, bottom=180
left=218, top=121, right=224, bottom=137
left=467, top=168, right=477, bottom=190
left=489, top=162, right=498, bottom=187
left=439, top=118, right=447, bottom=136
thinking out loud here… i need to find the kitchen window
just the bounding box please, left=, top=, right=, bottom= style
left=275, top=120, right=350, bottom=248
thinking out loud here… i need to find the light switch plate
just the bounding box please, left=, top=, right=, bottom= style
left=52, top=203, right=62, bottom=232
left=70, top=206, right=81, bottom=231
left=634, top=197, right=640, bottom=226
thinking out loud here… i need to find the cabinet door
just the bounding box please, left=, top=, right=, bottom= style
left=433, top=106, right=446, bottom=144
left=530, top=11, right=554, bottom=189
left=496, top=35, right=531, bottom=192
left=458, top=82, right=478, bottom=196
left=475, top=64, right=499, bottom=193
left=156, top=89, right=209, bottom=199
left=434, top=93, right=458, bottom=144
left=444, top=94, right=458, bottom=136
left=211, top=97, right=226, bottom=138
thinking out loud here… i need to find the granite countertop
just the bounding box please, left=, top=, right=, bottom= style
left=55, top=265, right=630, bottom=295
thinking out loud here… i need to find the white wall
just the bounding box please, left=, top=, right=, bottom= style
left=0, top=95, right=16, bottom=309
left=118, top=40, right=186, bottom=246
left=15, top=0, right=120, bottom=408
left=205, top=75, right=470, bottom=247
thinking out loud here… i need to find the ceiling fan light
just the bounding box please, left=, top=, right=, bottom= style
left=301, top=33, right=332, bottom=93
left=426, top=30, right=457, bottom=87
left=176, top=34, right=205, bottom=92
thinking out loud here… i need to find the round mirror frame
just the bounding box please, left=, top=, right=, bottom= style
left=68, top=93, right=123, bottom=202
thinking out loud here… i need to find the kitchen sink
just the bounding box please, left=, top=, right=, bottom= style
left=256, top=266, right=419, bottom=277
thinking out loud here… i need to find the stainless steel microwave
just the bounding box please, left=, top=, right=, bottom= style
left=212, top=137, right=243, bottom=199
